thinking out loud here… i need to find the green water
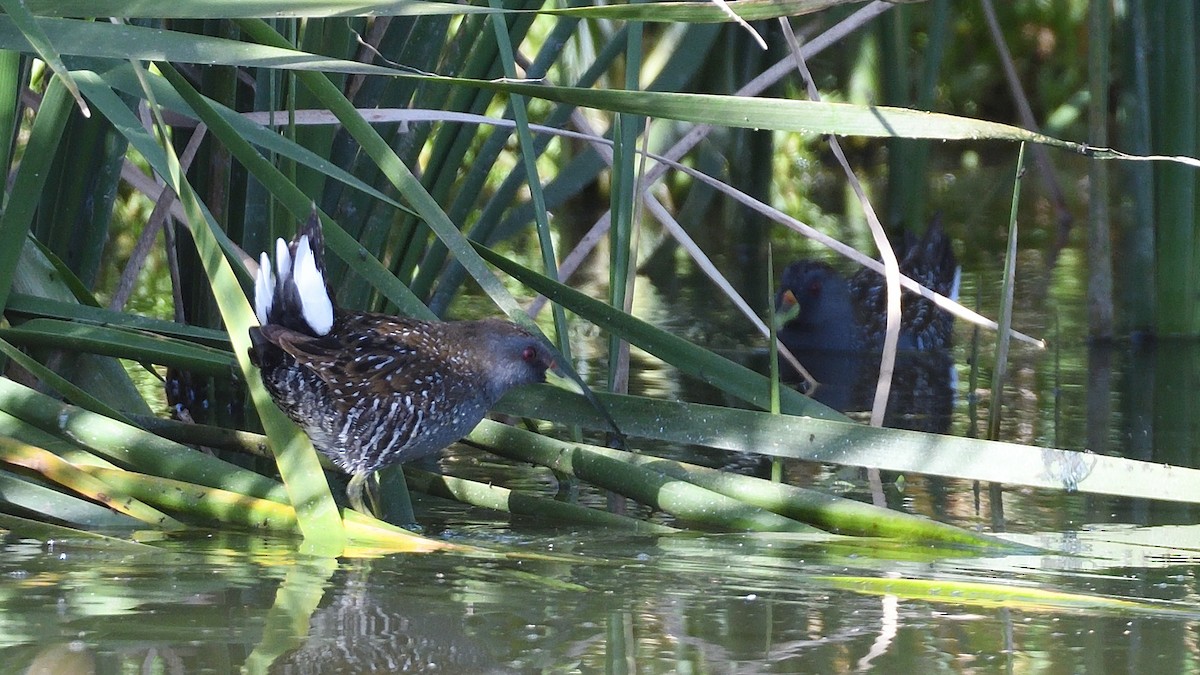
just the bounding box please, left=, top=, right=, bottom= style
left=3, top=516, right=1198, bottom=673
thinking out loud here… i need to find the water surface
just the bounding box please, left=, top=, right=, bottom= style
left=4, top=522, right=1198, bottom=673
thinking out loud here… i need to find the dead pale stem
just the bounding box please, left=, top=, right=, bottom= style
left=780, top=19, right=895, bottom=506
left=116, top=162, right=190, bottom=316
left=109, top=122, right=207, bottom=311
left=779, top=20, right=900, bottom=425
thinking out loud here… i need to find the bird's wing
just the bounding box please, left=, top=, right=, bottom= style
left=259, top=318, right=452, bottom=401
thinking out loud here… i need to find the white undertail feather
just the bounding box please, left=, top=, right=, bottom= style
left=275, top=238, right=291, bottom=284
left=254, top=252, right=274, bottom=325
left=949, top=266, right=962, bottom=303
left=255, top=234, right=334, bottom=335
left=293, top=234, right=334, bottom=335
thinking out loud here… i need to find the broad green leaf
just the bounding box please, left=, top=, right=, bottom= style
left=0, top=473, right=142, bottom=529
left=0, top=377, right=289, bottom=502
left=0, top=17, right=1089, bottom=148
left=6, top=293, right=230, bottom=349
left=816, top=575, right=1198, bottom=618
left=0, top=49, right=21, bottom=198
left=0, top=17, right=396, bottom=75
left=478, top=79, right=1081, bottom=145
left=10, top=240, right=152, bottom=414
left=0, top=77, right=72, bottom=313
left=24, top=0, right=497, bottom=19
left=26, top=236, right=104, bottom=307
left=0, top=337, right=133, bottom=424
left=0, top=319, right=236, bottom=375
left=0, top=0, right=88, bottom=115
left=498, top=387, right=1200, bottom=505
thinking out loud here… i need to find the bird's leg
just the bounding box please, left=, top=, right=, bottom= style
left=364, top=472, right=382, bottom=516
left=346, top=472, right=370, bottom=514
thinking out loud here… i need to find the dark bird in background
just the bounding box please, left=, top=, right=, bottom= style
left=776, top=220, right=960, bottom=355
left=773, top=221, right=960, bottom=430
left=248, top=213, right=555, bottom=513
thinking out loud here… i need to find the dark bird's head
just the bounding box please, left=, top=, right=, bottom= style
left=454, top=319, right=556, bottom=400
left=777, top=261, right=848, bottom=329
left=775, top=260, right=855, bottom=351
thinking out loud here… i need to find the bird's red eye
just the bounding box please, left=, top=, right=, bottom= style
left=807, top=280, right=822, bottom=295
left=522, top=346, right=537, bottom=362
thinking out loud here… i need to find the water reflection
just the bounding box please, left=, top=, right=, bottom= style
left=785, top=348, right=956, bottom=435
left=267, top=575, right=511, bottom=673
left=1122, top=340, right=1200, bottom=470
left=4, top=532, right=1198, bottom=673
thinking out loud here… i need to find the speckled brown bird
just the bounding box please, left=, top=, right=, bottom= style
left=248, top=213, right=555, bottom=513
